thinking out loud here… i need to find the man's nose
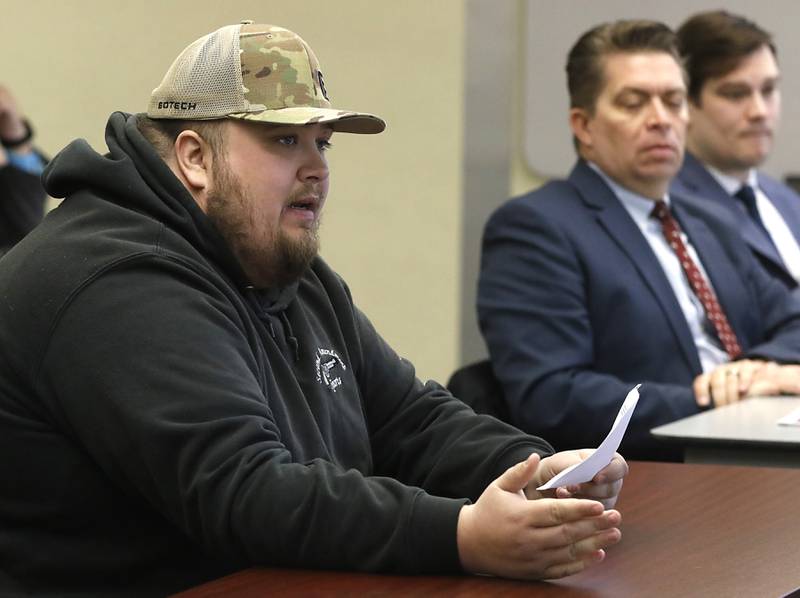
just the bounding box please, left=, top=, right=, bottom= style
left=299, top=146, right=329, bottom=182
left=646, top=99, right=671, bottom=128
left=746, top=91, right=768, bottom=119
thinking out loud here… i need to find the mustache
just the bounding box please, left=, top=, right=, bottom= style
left=287, top=184, right=324, bottom=204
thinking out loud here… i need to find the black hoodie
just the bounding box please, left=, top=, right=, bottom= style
left=0, top=113, right=552, bottom=596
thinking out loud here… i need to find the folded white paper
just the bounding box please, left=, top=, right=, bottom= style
left=777, top=406, right=800, bottom=426
left=537, top=384, right=641, bottom=490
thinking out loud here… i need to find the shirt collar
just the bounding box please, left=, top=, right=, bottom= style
left=587, top=161, right=669, bottom=222
left=705, top=163, right=758, bottom=195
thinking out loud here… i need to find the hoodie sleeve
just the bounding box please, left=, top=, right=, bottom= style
left=314, top=265, right=556, bottom=569
left=35, top=255, right=547, bottom=576
left=350, top=303, right=553, bottom=496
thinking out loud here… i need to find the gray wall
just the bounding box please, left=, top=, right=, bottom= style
left=459, top=1, right=516, bottom=367
left=524, top=0, right=800, bottom=180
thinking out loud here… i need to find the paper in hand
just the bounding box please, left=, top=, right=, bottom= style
left=537, top=384, right=641, bottom=491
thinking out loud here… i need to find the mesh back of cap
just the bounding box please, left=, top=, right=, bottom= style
left=148, top=24, right=248, bottom=119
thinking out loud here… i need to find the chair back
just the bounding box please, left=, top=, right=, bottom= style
left=446, top=359, right=509, bottom=421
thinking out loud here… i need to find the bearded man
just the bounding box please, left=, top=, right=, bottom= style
left=0, top=21, right=625, bottom=597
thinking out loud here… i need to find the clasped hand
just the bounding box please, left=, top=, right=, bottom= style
left=693, top=360, right=800, bottom=407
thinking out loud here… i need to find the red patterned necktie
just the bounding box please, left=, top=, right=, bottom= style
left=651, top=200, right=742, bottom=359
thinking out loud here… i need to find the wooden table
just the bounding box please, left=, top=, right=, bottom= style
left=173, top=461, right=800, bottom=597
left=652, top=397, right=800, bottom=468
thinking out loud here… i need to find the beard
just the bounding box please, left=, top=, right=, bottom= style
left=204, top=159, right=320, bottom=289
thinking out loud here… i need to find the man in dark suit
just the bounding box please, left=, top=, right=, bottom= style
left=0, top=85, right=47, bottom=253
left=478, top=20, right=800, bottom=461
left=672, top=11, right=800, bottom=290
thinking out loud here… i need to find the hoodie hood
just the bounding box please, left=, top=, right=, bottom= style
left=42, top=112, right=298, bottom=306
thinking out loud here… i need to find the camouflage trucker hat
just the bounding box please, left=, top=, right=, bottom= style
left=147, top=21, right=385, bottom=134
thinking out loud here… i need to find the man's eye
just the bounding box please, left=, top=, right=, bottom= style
left=665, top=96, right=685, bottom=109
left=278, top=136, right=297, bottom=146
left=317, top=139, right=333, bottom=152
left=622, top=102, right=641, bottom=109
left=618, top=97, right=643, bottom=110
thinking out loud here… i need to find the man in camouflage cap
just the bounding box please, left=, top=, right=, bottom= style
left=0, top=22, right=625, bottom=595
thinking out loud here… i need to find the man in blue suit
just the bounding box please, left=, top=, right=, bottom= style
left=672, top=11, right=800, bottom=290
left=478, top=20, right=800, bottom=461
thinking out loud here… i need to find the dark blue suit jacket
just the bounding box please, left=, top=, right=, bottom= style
left=478, top=160, right=800, bottom=460
left=672, top=152, right=800, bottom=290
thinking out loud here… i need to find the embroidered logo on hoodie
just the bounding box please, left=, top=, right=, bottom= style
left=315, top=347, right=347, bottom=393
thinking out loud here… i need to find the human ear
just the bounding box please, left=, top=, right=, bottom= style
left=569, top=107, right=593, bottom=149
left=173, top=130, right=214, bottom=211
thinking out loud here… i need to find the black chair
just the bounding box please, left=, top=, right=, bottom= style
left=446, top=359, right=510, bottom=421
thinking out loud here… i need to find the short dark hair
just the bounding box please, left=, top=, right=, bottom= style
left=566, top=19, right=682, bottom=114
left=136, top=114, right=227, bottom=159
left=677, top=10, right=776, bottom=103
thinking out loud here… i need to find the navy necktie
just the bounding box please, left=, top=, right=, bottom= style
left=735, top=185, right=772, bottom=240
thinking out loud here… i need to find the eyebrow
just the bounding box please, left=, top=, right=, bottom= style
left=716, top=76, right=780, bottom=88
left=615, top=86, right=685, bottom=97
left=252, top=123, right=335, bottom=138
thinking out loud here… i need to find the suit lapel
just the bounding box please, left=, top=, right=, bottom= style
left=568, top=162, right=701, bottom=371
left=758, top=174, right=800, bottom=246
left=679, top=154, right=787, bottom=272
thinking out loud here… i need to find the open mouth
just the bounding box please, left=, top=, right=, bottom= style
left=288, top=197, right=318, bottom=213
left=285, top=196, right=320, bottom=225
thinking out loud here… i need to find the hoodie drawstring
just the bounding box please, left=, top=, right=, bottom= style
left=244, top=285, right=300, bottom=363
left=280, top=311, right=301, bottom=363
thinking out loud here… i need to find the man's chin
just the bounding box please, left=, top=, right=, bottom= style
left=286, top=227, right=319, bottom=240
left=639, top=164, right=680, bottom=186
left=235, top=231, right=320, bottom=289
left=741, top=149, right=771, bottom=169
